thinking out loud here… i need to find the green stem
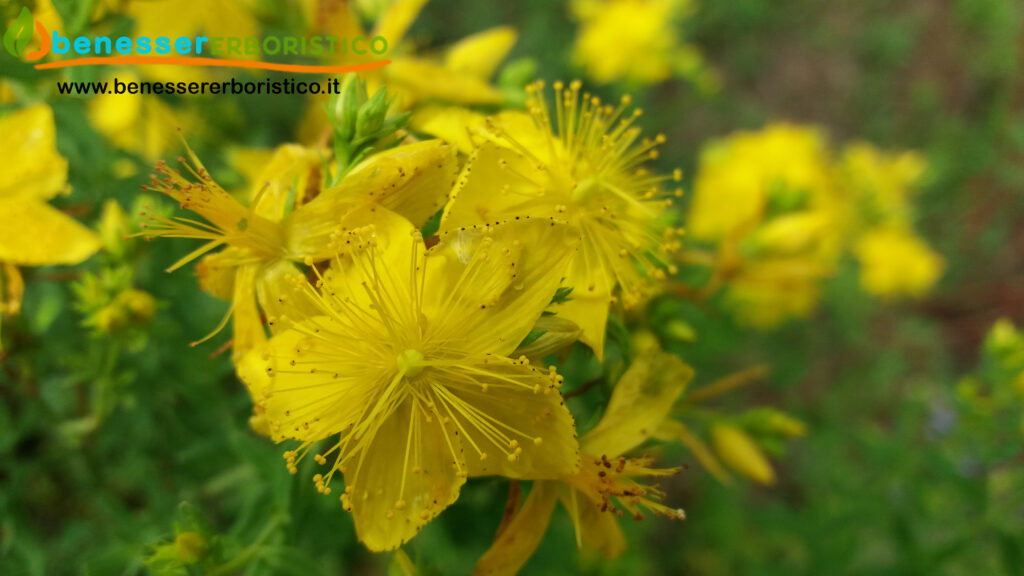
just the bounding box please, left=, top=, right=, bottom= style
left=209, top=514, right=286, bottom=576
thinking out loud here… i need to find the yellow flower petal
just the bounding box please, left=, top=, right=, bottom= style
left=256, top=326, right=368, bottom=442
left=255, top=259, right=321, bottom=333
left=130, top=0, right=258, bottom=81
left=316, top=206, right=424, bottom=313
left=441, top=142, right=559, bottom=230
left=444, top=26, right=517, bottom=80
left=444, top=360, right=580, bottom=479
left=343, top=396, right=466, bottom=551
left=286, top=141, right=456, bottom=260
left=363, top=140, right=457, bottom=227
left=249, top=145, right=324, bottom=222
left=854, top=226, right=944, bottom=298
left=0, top=198, right=100, bottom=266
left=753, top=211, right=832, bottom=255
left=231, top=263, right=267, bottom=361
left=236, top=344, right=270, bottom=403
left=195, top=249, right=240, bottom=300
left=373, top=0, right=429, bottom=46
left=549, top=286, right=611, bottom=361
left=87, top=72, right=183, bottom=162
left=227, top=147, right=278, bottom=191
left=428, top=217, right=580, bottom=358
left=0, top=105, right=68, bottom=201
left=386, top=58, right=506, bottom=106
left=558, top=483, right=627, bottom=558
left=582, top=351, right=693, bottom=457
left=409, top=106, right=488, bottom=154
left=474, top=482, right=558, bottom=576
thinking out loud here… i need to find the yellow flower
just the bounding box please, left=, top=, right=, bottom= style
left=835, top=143, right=941, bottom=300
left=474, top=348, right=691, bottom=575
left=687, top=124, right=841, bottom=327
left=689, top=123, right=834, bottom=241
left=570, top=0, right=715, bottom=89
left=838, top=143, right=927, bottom=230
left=340, top=0, right=515, bottom=107
left=854, top=226, right=944, bottom=298
left=0, top=105, right=101, bottom=344
left=441, top=81, right=683, bottom=358
left=88, top=72, right=185, bottom=168
left=384, top=26, right=517, bottom=108
left=242, top=207, right=581, bottom=551
left=140, top=139, right=456, bottom=360
left=722, top=257, right=830, bottom=328
left=129, top=0, right=259, bottom=82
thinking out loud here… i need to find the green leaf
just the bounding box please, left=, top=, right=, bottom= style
left=518, top=329, right=547, bottom=348
left=3, top=7, right=33, bottom=59
left=420, top=208, right=443, bottom=238
left=551, top=286, right=574, bottom=304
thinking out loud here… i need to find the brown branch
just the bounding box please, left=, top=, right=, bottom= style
left=563, top=378, right=603, bottom=399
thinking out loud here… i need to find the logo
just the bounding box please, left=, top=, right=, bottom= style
left=3, top=4, right=388, bottom=74
left=3, top=6, right=50, bottom=61
left=4, top=4, right=389, bottom=74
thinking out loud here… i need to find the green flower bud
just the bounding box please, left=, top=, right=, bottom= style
left=328, top=75, right=409, bottom=182
left=356, top=87, right=389, bottom=138
left=332, top=74, right=363, bottom=143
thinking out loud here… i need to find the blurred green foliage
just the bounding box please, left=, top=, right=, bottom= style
left=1, top=0, right=1023, bottom=575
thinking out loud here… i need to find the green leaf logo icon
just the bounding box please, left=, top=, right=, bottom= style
left=4, top=6, right=34, bottom=58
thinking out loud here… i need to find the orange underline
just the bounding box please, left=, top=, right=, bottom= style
left=33, top=56, right=391, bottom=74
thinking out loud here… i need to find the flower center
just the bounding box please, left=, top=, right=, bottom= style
left=396, top=348, right=425, bottom=379
left=571, top=176, right=599, bottom=205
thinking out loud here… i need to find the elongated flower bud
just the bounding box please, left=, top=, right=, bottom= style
left=711, top=424, right=776, bottom=485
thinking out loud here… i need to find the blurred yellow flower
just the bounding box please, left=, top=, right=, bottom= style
left=442, top=81, right=683, bottom=358
left=0, top=105, right=101, bottom=344
left=243, top=208, right=581, bottom=551
left=141, top=139, right=455, bottom=360
left=722, top=260, right=827, bottom=328
left=88, top=72, right=184, bottom=168
left=688, top=123, right=840, bottom=327
left=689, top=123, right=834, bottom=241
left=854, top=226, right=943, bottom=299
left=835, top=143, right=942, bottom=300
left=475, top=348, right=691, bottom=574
left=838, top=143, right=927, bottom=230
left=86, top=289, right=157, bottom=334
left=570, top=0, right=715, bottom=90
left=384, top=26, right=516, bottom=107
left=129, top=0, right=259, bottom=82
